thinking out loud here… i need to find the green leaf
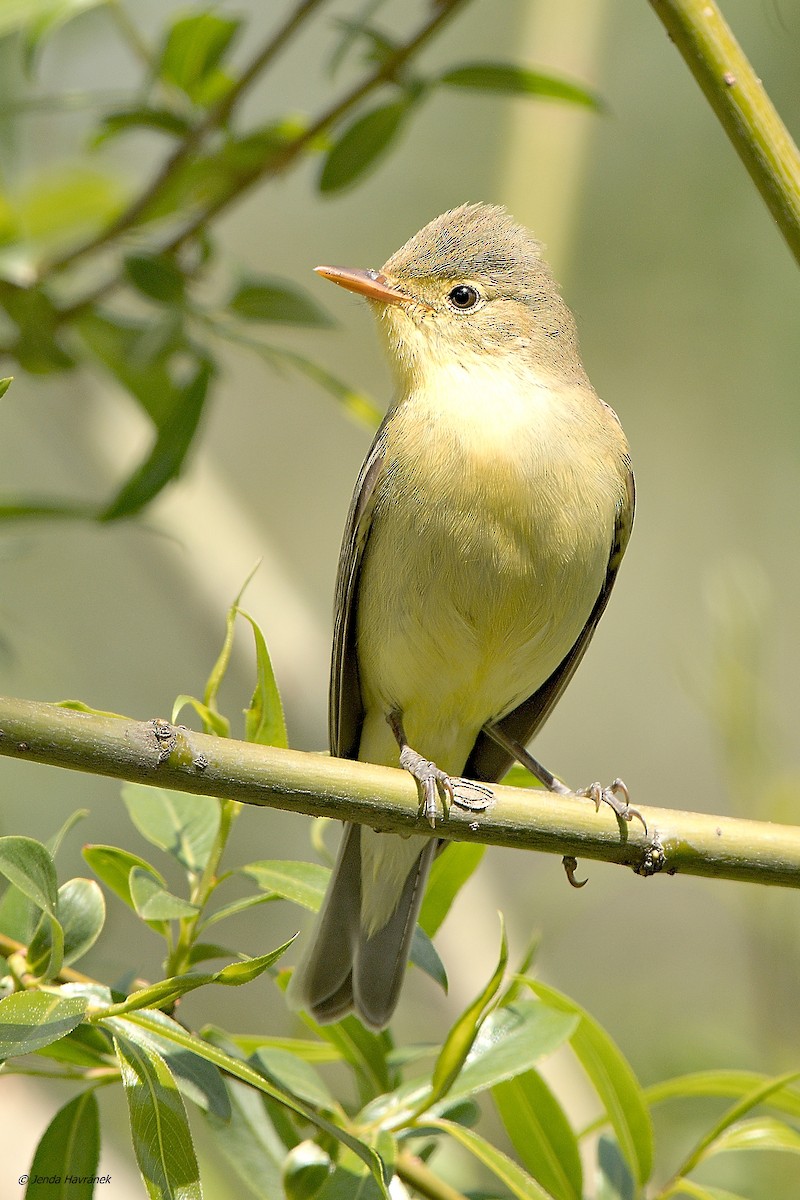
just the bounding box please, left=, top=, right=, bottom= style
left=34, top=1022, right=112, bottom=1068
left=172, top=694, right=230, bottom=738
left=204, top=1076, right=289, bottom=1199
left=409, top=925, right=447, bottom=991
left=200, top=892, right=275, bottom=930
left=112, top=1007, right=230, bottom=1119
left=425, top=916, right=508, bottom=1110
left=711, top=1115, right=800, bottom=1156
left=597, top=1136, right=635, bottom=1200
left=263, top=346, right=381, bottom=428
left=46, top=808, right=89, bottom=858
left=438, top=62, right=603, bottom=110
left=124, top=253, right=186, bottom=304
left=418, top=843, right=485, bottom=936
left=283, top=1140, right=333, bottom=1200
left=112, top=1011, right=391, bottom=1197
left=305, top=1014, right=392, bottom=1102
left=0, top=992, right=87, bottom=1061
left=494, top=1069, right=581, bottom=1200
left=14, top=166, right=125, bottom=252
left=82, top=843, right=166, bottom=909
left=114, top=1030, right=202, bottom=1200
left=129, top=868, right=199, bottom=921
left=27, top=878, right=105, bottom=972
left=0, top=377, right=12, bottom=398
left=0, top=836, right=63, bottom=975
left=241, top=860, right=328, bottom=910
left=228, top=278, right=332, bottom=327
left=100, top=356, right=214, bottom=520
left=104, top=941, right=296, bottom=1016
left=452, top=1000, right=577, bottom=1100
left=0, top=836, right=58, bottom=915
left=237, top=607, right=288, bottom=747
left=319, top=100, right=412, bottom=193
left=251, top=1046, right=336, bottom=1112
left=76, top=309, right=183, bottom=425
left=0, top=283, right=73, bottom=373
left=674, top=1069, right=800, bottom=1178
left=428, top=1117, right=555, bottom=1199
left=121, top=783, right=221, bottom=874
left=25, top=1091, right=99, bottom=1200
left=159, top=11, right=240, bottom=106
left=644, top=1068, right=800, bottom=1121
left=93, top=106, right=193, bottom=146
left=528, top=982, right=653, bottom=1187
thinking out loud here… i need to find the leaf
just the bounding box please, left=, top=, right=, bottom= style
left=129, top=869, right=199, bottom=920
left=121, top=783, right=221, bottom=874
left=428, top=1117, right=555, bottom=1199
left=0, top=992, right=87, bottom=1061
left=644, top=1068, right=800, bottom=1120
left=0, top=836, right=63, bottom=975
left=305, top=1014, right=392, bottom=1102
left=76, top=309, right=182, bottom=425
left=438, top=62, right=603, bottom=111
left=319, top=100, right=412, bottom=193
left=710, top=1115, right=800, bottom=1156
left=528, top=981, right=653, bottom=1187
left=16, top=0, right=110, bottom=67
left=124, top=253, right=186, bottom=304
left=100, top=356, right=214, bottom=520
left=14, top=166, right=125, bottom=251
left=241, top=860, right=328, bottom=910
left=494, top=1070, right=582, bottom=1200
left=25, top=1091, right=99, bottom=1200
left=675, top=1069, right=800, bottom=1177
left=596, top=1136, right=635, bottom=1200
left=418, top=843, right=485, bottom=936
left=204, top=1075, right=289, bottom=1199
left=93, top=106, right=193, bottom=146
left=283, top=1140, right=333, bottom=1200
left=0, top=283, right=73, bottom=373
left=114, top=1030, right=203, bottom=1199
left=46, top=808, right=89, bottom=858
left=228, top=278, right=332, bottom=327
left=424, top=916, right=508, bottom=1111
left=172, top=694, right=229, bottom=738
left=113, top=1007, right=230, bottom=1119
left=409, top=925, right=447, bottom=991
left=27, top=878, right=105, bottom=972
left=0, top=377, right=12, bottom=398
left=105, top=941, right=296, bottom=1016
left=263, top=346, right=381, bottom=427
left=82, top=843, right=166, bottom=909
left=251, top=1046, right=336, bottom=1112
left=237, top=607, right=288, bottom=747
left=200, top=893, right=275, bottom=930
left=158, top=11, right=240, bottom=106
left=113, top=1011, right=391, bottom=1197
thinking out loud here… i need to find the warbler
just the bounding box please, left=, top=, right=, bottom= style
left=288, top=203, right=635, bottom=1030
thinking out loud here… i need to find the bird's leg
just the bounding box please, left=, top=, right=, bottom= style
left=387, top=711, right=492, bottom=828
left=483, top=722, right=646, bottom=832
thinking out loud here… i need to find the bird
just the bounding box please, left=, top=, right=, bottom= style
left=287, top=203, right=635, bottom=1031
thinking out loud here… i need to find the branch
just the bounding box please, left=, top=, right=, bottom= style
left=649, top=0, right=800, bottom=265
left=1, top=696, right=799, bottom=888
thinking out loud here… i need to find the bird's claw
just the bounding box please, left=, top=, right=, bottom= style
left=577, top=777, right=646, bottom=832
left=399, top=747, right=492, bottom=828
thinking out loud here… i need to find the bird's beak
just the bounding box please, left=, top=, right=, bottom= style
left=314, top=265, right=418, bottom=307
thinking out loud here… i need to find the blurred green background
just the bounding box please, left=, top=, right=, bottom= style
left=1, top=0, right=799, bottom=1194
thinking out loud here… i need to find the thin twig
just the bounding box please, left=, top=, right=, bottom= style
left=52, top=0, right=471, bottom=322
left=46, top=0, right=332, bottom=275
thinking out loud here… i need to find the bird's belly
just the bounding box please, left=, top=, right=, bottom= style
left=355, top=457, right=613, bottom=774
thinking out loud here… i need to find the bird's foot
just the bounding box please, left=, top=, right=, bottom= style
left=398, top=746, right=492, bottom=828
left=576, top=777, right=646, bottom=832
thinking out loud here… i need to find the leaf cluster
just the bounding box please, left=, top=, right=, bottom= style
left=0, top=0, right=602, bottom=524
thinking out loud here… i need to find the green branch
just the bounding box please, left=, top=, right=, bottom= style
left=1, top=695, right=799, bottom=888
left=649, top=0, right=800, bottom=265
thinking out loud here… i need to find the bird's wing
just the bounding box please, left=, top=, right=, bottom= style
left=329, top=416, right=391, bottom=759
left=464, top=466, right=635, bottom=783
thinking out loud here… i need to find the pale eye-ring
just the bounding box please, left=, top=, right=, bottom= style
left=447, top=284, right=481, bottom=311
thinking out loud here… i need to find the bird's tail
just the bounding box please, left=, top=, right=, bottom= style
left=287, top=822, right=436, bottom=1030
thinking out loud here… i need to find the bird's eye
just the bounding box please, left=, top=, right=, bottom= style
left=447, top=284, right=480, bottom=311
